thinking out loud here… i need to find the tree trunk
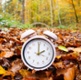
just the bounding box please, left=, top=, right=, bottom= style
left=21, top=0, right=25, bottom=24
left=2, top=0, right=6, bottom=13
left=77, top=0, right=80, bottom=6
left=71, top=0, right=79, bottom=23
left=50, top=0, right=54, bottom=27
left=56, top=0, right=62, bottom=25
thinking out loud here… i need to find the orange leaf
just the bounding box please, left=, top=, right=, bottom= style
left=64, top=66, right=76, bottom=80
left=0, top=52, right=6, bottom=58
left=0, top=51, right=14, bottom=58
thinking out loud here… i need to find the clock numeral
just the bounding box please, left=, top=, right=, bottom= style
left=32, top=43, right=35, bottom=46
left=48, top=53, right=50, bottom=55
left=44, top=44, right=45, bottom=46
left=29, top=47, right=31, bottom=49
left=33, top=60, right=35, bottom=62
left=46, top=57, right=48, bottom=60
left=27, top=51, right=29, bottom=54
left=37, top=62, right=39, bottom=64
left=42, top=61, right=44, bottom=63
left=47, top=47, right=49, bottom=50
left=41, top=55, right=45, bottom=57
left=28, top=56, right=31, bottom=59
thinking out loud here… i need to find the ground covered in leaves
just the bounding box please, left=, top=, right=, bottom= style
left=0, top=28, right=81, bottom=80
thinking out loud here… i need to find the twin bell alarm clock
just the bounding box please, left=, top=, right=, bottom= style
left=21, top=29, right=57, bottom=71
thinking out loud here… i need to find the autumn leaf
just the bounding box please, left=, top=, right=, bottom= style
left=0, top=27, right=81, bottom=80
left=68, top=47, right=81, bottom=53
left=67, top=47, right=81, bottom=56
left=3, top=71, right=15, bottom=78
left=22, top=77, right=37, bottom=80
left=0, top=66, right=6, bottom=75
left=10, top=59, right=23, bottom=73
left=0, top=52, right=6, bottom=58
left=56, top=55, right=62, bottom=59
left=64, top=66, right=76, bottom=80
left=19, top=69, right=32, bottom=77
left=58, top=45, right=68, bottom=52
left=53, top=62, right=65, bottom=69
left=45, top=71, right=52, bottom=77
left=0, top=51, right=14, bottom=58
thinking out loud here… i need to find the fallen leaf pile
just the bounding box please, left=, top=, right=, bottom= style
left=0, top=28, right=81, bottom=80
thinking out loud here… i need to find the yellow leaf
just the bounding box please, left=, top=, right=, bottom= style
left=58, top=45, right=68, bottom=52
left=19, top=69, right=31, bottom=77
left=56, top=55, right=61, bottom=59
left=3, top=71, right=14, bottom=77
left=0, top=66, right=6, bottom=75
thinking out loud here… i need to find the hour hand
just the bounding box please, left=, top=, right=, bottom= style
left=37, top=50, right=45, bottom=55
left=39, top=50, right=45, bottom=54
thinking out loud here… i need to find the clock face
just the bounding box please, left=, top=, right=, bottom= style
left=21, top=37, right=55, bottom=70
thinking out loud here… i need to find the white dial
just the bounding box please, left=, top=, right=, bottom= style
left=21, top=36, right=56, bottom=71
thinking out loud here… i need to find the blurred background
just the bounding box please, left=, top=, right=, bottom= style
left=0, top=0, right=81, bottom=29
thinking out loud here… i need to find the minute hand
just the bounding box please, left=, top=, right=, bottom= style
left=38, top=42, right=40, bottom=53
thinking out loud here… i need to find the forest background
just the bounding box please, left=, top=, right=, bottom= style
left=0, top=0, right=81, bottom=29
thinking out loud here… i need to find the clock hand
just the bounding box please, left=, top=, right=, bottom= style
left=39, top=50, right=45, bottom=54
left=37, top=50, right=45, bottom=55
left=37, top=42, right=40, bottom=54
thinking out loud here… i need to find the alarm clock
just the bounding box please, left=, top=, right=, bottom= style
left=21, top=29, right=57, bottom=71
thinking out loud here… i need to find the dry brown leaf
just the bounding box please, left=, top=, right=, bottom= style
left=53, top=62, right=65, bottom=69
left=10, top=59, right=23, bottom=73
left=14, top=46, right=22, bottom=55
left=3, top=71, right=14, bottom=78
left=0, top=51, right=14, bottom=58
left=68, top=47, right=81, bottom=53
left=45, top=71, right=52, bottom=77
left=22, top=77, right=37, bottom=80
left=0, top=52, right=6, bottom=58
left=64, top=66, right=76, bottom=80
left=4, top=51, right=14, bottom=58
